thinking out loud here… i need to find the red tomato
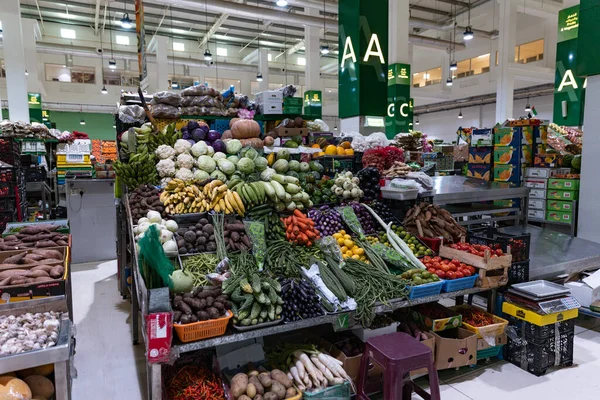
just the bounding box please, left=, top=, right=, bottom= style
left=462, top=269, right=472, bottom=277
left=427, top=268, right=437, bottom=274
left=495, top=249, right=503, bottom=256
left=467, top=266, right=476, bottom=274
left=455, top=271, right=465, bottom=279
left=460, top=263, right=467, bottom=269
left=433, top=256, right=442, bottom=262
left=432, top=262, right=440, bottom=269
left=448, top=264, right=457, bottom=271
left=446, top=271, right=456, bottom=280
left=423, top=256, right=432, bottom=262
left=435, top=270, right=446, bottom=279
left=451, top=259, right=460, bottom=266
left=440, top=264, right=450, bottom=272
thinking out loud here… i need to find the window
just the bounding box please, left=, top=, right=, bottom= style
left=454, top=54, right=490, bottom=79
left=515, top=39, right=544, bottom=64
left=297, top=57, right=306, bottom=66
left=45, top=64, right=95, bottom=83
left=172, top=42, right=185, bottom=51
left=60, top=28, right=76, bottom=39
left=217, top=47, right=228, bottom=57
left=412, top=67, right=442, bottom=88
left=205, top=77, right=241, bottom=91
left=169, top=75, right=197, bottom=90
left=102, top=69, right=139, bottom=86
left=116, top=35, right=130, bottom=45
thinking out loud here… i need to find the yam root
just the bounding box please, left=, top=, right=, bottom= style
left=49, top=266, right=64, bottom=279
left=31, top=249, right=62, bottom=259
left=4, top=253, right=27, bottom=264
left=35, top=240, right=59, bottom=248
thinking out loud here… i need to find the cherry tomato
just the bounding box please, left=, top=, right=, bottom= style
left=446, top=271, right=456, bottom=280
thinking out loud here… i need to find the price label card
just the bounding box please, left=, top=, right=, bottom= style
left=334, top=313, right=351, bottom=331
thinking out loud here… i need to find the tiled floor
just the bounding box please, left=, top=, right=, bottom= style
left=70, top=259, right=600, bottom=399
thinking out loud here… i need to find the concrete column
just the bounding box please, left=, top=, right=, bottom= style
left=1, top=0, right=30, bottom=122
left=305, top=7, right=322, bottom=91
left=258, top=48, right=269, bottom=92
left=154, top=36, right=169, bottom=92
left=544, top=19, right=558, bottom=69
left=495, top=0, right=517, bottom=122
left=442, top=52, right=452, bottom=92
left=578, top=75, right=600, bottom=242
left=388, top=0, right=410, bottom=65
left=21, top=19, right=44, bottom=95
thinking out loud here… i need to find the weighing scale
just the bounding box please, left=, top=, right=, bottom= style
left=506, top=280, right=580, bottom=315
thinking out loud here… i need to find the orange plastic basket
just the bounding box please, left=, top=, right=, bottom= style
left=173, top=310, right=233, bottom=343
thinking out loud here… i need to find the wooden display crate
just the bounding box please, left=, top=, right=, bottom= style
left=439, top=240, right=512, bottom=270
left=275, top=127, right=308, bottom=137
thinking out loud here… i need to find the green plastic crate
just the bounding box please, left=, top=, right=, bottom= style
left=283, top=97, right=303, bottom=107
left=476, top=344, right=504, bottom=360
left=303, top=382, right=351, bottom=399
left=284, top=105, right=303, bottom=115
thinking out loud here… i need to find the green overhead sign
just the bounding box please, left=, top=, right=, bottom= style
left=386, top=63, right=412, bottom=138
left=576, top=0, right=600, bottom=78
left=553, top=5, right=586, bottom=126
left=28, top=92, right=43, bottom=123
left=338, top=0, right=388, bottom=119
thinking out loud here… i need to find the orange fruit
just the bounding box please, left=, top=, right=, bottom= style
left=325, top=145, right=338, bottom=155
left=345, top=148, right=354, bottom=156
left=336, top=147, right=346, bottom=156
left=315, top=151, right=325, bottom=157
left=340, top=141, right=352, bottom=149
left=311, top=144, right=321, bottom=149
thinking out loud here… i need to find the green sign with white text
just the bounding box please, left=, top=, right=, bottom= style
left=558, top=6, right=579, bottom=43
left=304, top=90, right=322, bottom=119
left=338, top=0, right=388, bottom=119
left=576, top=0, right=600, bottom=77
left=27, top=92, right=43, bottom=123
left=386, top=63, right=412, bottom=138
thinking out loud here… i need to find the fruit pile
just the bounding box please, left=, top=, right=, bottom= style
left=449, top=242, right=503, bottom=257
left=367, top=225, right=433, bottom=257
left=159, top=178, right=245, bottom=215
left=333, top=230, right=367, bottom=261
left=422, top=256, right=476, bottom=280
left=400, top=268, right=442, bottom=285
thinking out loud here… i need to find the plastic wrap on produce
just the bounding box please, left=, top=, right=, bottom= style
left=150, top=104, right=181, bottom=119
left=275, top=84, right=297, bottom=98
left=152, top=91, right=182, bottom=107
left=181, top=85, right=220, bottom=97
left=119, top=104, right=146, bottom=123
left=366, top=132, right=390, bottom=148
left=301, top=263, right=357, bottom=311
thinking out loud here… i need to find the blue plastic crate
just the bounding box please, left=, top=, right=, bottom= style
left=212, top=119, right=231, bottom=134
left=442, top=274, right=478, bottom=293
left=408, top=280, right=444, bottom=299
left=477, top=344, right=504, bottom=360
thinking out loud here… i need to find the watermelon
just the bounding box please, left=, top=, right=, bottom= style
left=572, top=154, right=581, bottom=171
left=563, top=154, right=574, bottom=167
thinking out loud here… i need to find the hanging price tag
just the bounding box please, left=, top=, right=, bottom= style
left=333, top=313, right=351, bottom=331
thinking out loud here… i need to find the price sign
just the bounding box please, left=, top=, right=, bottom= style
left=334, top=313, right=351, bottom=331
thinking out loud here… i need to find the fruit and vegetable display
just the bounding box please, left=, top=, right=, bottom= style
left=368, top=225, right=433, bottom=258
left=113, top=146, right=160, bottom=188
left=181, top=254, right=221, bottom=286
left=246, top=206, right=286, bottom=241
left=344, top=201, right=377, bottom=234
left=171, top=286, right=231, bottom=324
left=361, top=146, right=404, bottom=172
left=330, top=172, right=363, bottom=201
left=174, top=218, right=216, bottom=255
left=403, top=203, right=467, bottom=243
left=128, top=184, right=165, bottom=220
left=355, top=167, right=381, bottom=200
left=381, top=161, right=412, bottom=178
left=454, top=306, right=495, bottom=327
left=0, top=224, right=70, bottom=251
left=332, top=231, right=366, bottom=262
left=281, top=210, right=320, bottom=246
left=421, top=256, right=476, bottom=280
left=279, top=277, right=325, bottom=322
left=165, top=365, right=225, bottom=400
left=299, top=176, right=338, bottom=206
left=399, top=268, right=441, bottom=285
left=224, top=220, right=252, bottom=252
left=160, top=178, right=245, bottom=215
left=366, top=200, right=396, bottom=224
left=448, top=243, right=504, bottom=258
left=228, top=365, right=300, bottom=400
left=225, top=273, right=284, bottom=327
left=0, top=249, right=65, bottom=287
left=133, top=210, right=179, bottom=254
left=0, top=311, right=61, bottom=355
left=307, top=206, right=346, bottom=237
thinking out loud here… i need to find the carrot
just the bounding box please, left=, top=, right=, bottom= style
left=298, top=233, right=309, bottom=243
left=293, top=209, right=305, bottom=218
left=296, top=221, right=309, bottom=230
left=305, top=230, right=317, bottom=239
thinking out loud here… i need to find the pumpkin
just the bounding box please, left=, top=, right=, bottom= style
left=23, top=376, right=53, bottom=399
left=229, top=118, right=241, bottom=128
left=325, top=145, right=338, bottom=155
left=221, top=130, right=233, bottom=140
left=310, top=144, right=321, bottom=149
left=340, top=141, right=352, bottom=149
left=240, top=138, right=264, bottom=149
left=231, top=120, right=261, bottom=139
left=0, top=376, right=32, bottom=400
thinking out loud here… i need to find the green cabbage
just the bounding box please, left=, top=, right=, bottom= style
left=213, top=152, right=227, bottom=161
left=227, top=155, right=240, bottom=166
left=193, top=169, right=210, bottom=182
left=254, top=156, right=268, bottom=172
left=225, top=139, right=242, bottom=155
left=217, top=159, right=236, bottom=175
left=197, top=155, right=216, bottom=173
left=273, top=159, right=289, bottom=174
left=210, top=170, right=227, bottom=181
left=243, top=147, right=259, bottom=160
left=237, top=157, right=256, bottom=174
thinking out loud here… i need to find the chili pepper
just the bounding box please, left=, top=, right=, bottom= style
left=457, top=308, right=495, bottom=327
left=167, top=365, right=225, bottom=400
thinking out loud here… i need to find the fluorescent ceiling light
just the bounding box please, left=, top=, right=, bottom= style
left=204, top=49, right=212, bottom=61
left=268, top=54, right=272, bottom=62
left=61, top=28, right=76, bottom=39
left=297, top=57, right=306, bottom=66
left=173, top=42, right=185, bottom=51
left=217, top=47, right=228, bottom=57
left=120, top=13, right=132, bottom=29
left=276, top=0, right=288, bottom=6
left=463, top=26, right=474, bottom=41
left=116, top=35, right=130, bottom=46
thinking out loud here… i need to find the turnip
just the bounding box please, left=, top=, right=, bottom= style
left=147, top=210, right=162, bottom=223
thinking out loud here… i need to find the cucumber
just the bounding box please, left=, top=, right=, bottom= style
left=250, top=302, right=261, bottom=319
left=251, top=273, right=262, bottom=293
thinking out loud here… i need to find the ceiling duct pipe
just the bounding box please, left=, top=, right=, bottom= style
left=409, top=35, right=466, bottom=51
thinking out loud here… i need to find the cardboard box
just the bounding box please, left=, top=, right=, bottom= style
left=411, top=332, right=436, bottom=376
left=320, top=339, right=383, bottom=384
left=534, top=154, right=564, bottom=167
left=352, top=323, right=399, bottom=343
left=494, top=164, right=521, bottom=186
left=524, top=178, right=547, bottom=189
left=565, top=281, right=600, bottom=308
left=471, top=129, right=493, bottom=146
left=522, top=126, right=534, bottom=145
left=467, top=163, right=492, bottom=181
left=524, top=167, right=571, bottom=178
left=477, top=333, right=507, bottom=350
left=547, top=189, right=579, bottom=200
left=411, top=303, right=462, bottom=332
left=275, top=127, right=309, bottom=137
left=494, top=129, right=520, bottom=146
left=255, top=90, right=283, bottom=103
left=546, top=210, right=573, bottom=223
left=521, top=145, right=533, bottom=164
left=547, top=199, right=574, bottom=211
left=494, top=146, right=520, bottom=165
left=548, top=178, right=580, bottom=190
left=529, top=188, right=547, bottom=199
left=528, top=209, right=545, bottom=220
left=468, top=146, right=492, bottom=163
left=432, top=328, right=477, bottom=370
left=528, top=199, right=546, bottom=210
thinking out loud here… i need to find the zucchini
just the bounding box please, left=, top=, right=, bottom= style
left=241, top=318, right=251, bottom=326
left=231, top=287, right=246, bottom=303
left=238, top=309, right=250, bottom=320
left=240, top=294, right=254, bottom=312
left=268, top=304, right=275, bottom=321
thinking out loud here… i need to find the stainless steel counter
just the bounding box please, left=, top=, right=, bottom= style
left=432, top=176, right=530, bottom=204
left=501, top=225, right=600, bottom=280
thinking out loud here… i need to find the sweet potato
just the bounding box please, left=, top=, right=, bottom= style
left=231, top=373, right=249, bottom=398
left=3, top=235, right=18, bottom=242
left=55, top=240, right=68, bottom=247
left=29, top=270, right=50, bottom=278
left=34, top=276, right=55, bottom=283
left=31, top=265, right=54, bottom=272
left=4, top=253, right=27, bottom=264
left=22, top=233, right=55, bottom=242
left=0, top=277, right=12, bottom=286
left=24, top=254, right=44, bottom=261
left=10, top=276, right=28, bottom=285
left=49, top=266, right=64, bottom=279
left=20, top=226, right=50, bottom=235
left=0, top=270, right=31, bottom=279
left=37, top=259, right=63, bottom=265
left=35, top=240, right=59, bottom=248
left=31, top=249, right=62, bottom=259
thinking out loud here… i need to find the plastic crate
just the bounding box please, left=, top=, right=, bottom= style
left=509, top=260, right=529, bottom=285
left=442, top=274, right=478, bottom=292
left=212, top=119, right=231, bottom=134
left=320, top=156, right=355, bottom=175
left=477, top=344, right=504, bottom=360
left=0, top=210, right=18, bottom=231
left=25, top=168, right=47, bottom=182
left=0, top=182, right=19, bottom=198
left=468, top=227, right=531, bottom=262
left=172, top=310, right=233, bottom=343
left=408, top=280, right=444, bottom=299
left=506, top=330, right=574, bottom=376
left=506, top=316, right=574, bottom=342
left=0, top=197, right=17, bottom=213
left=303, top=381, right=351, bottom=399
left=452, top=305, right=509, bottom=338
left=0, top=138, right=21, bottom=167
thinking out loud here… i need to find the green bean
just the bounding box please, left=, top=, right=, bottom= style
left=182, top=254, right=219, bottom=287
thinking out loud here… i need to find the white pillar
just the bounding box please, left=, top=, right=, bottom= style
left=495, top=0, right=517, bottom=123
left=388, top=0, right=410, bottom=65
left=305, top=8, right=321, bottom=91
left=21, top=19, right=44, bottom=95
left=1, top=0, right=30, bottom=122
left=577, top=75, right=600, bottom=242
left=258, top=48, right=269, bottom=92
left=154, top=36, right=169, bottom=92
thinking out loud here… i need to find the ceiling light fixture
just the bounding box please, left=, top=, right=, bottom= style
left=320, top=45, right=330, bottom=55
left=415, top=115, right=420, bottom=125
left=525, top=96, right=531, bottom=112
left=256, top=72, right=263, bottom=82
left=446, top=77, right=453, bottom=87
left=25, top=70, right=28, bottom=76
left=458, top=109, right=463, bottom=119
left=204, top=49, right=213, bottom=61
left=80, top=117, right=86, bottom=125
left=464, top=0, right=474, bottom=41
left=108, top=58, right=117, bottom=69
left=113, top=124, right=117, bottom=129
left=276, top=0, right=288, bottom=6
left=450, top=61, right=457, bottom=71
left=101, top=85, right=108, bottom=94
left=120, top=13, right=132, bottom=29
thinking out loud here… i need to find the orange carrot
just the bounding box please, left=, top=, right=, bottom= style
left=296, top=221, right=309, bottom=230
left=293, top=209, right=305, bottom=218
left=305, top=230, right=317, bottom=239
left=298, top=233, right=309, bottom=243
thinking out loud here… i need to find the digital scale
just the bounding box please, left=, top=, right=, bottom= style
left=506, top=280, right=580, bottom=315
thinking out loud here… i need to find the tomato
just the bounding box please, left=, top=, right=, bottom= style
left=460, top=263, right=467, bottom=269
left=448, top=263, right=457, bottom=271
left=427, top=268, right=437, bottom=274
left=467, top=266, right=476, bottom=274
left=462, top=269, right=472, bottom=277
left=432, top=262, right=440, bottom=269
left=496, top=249, right=503, bottom=256
left=433, top=256, right=442, bottom=262
left=451, top=259, right=460, bottom=266
left=435, top=270, right=446, bottom=279
left=423, top=256, right=432, bottom=262
left=446, top=271, right=456, bottom=280
left=455, top=271, right=465, bottom=279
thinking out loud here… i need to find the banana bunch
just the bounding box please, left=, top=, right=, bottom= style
left=228, top=179, right=270, bottom=209
left=159, top=179, right=245, bottom=216
left=136, top=123, right=182, bottom=153
left=113, top=152, right=159, bottom=189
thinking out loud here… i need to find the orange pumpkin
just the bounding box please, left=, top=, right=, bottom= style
left=231, top=120, right=261, bottom=139
left=221, top=130, right=233, bottom=140
left=310, top=144, right=321, bottom=149
left=229, top=118, right=241, bottom=128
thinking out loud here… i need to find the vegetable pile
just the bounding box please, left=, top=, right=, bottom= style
left=279, top=278, right=324, bottom=323
left=331, top=172, right=363, bottom=201
left=307, top=206, right=345, bottom=237
left=399, top=268, right=441, bottom=285
left=175, top=218, right=216, bottom=255
left=454, top=306, right=495, bottom=327
left=369, top=225, right=433, bottom=257
left=247, top=206, right=286, bottom=242
left=181, top=254, right=220, bottom=286
left=0, top=311, right=61, bottom=355
left=422, top=256, right=476, bottom=280
left=224, top=221, right=252, bottom=252
left=160, top=178, right=245, bottom=216
left=128, top=184, right=165, bottom=220
left=361, top=146, right=404, bottom=172
left=171, top=286, right=231, bottom=324
left=0, top=249, right=65, bottom=287
left=344, top=201, right=376, bottom=234
left=449, top=242, right=504, bottom=257
left=225, top=273, right=284, bottom=327
left=332, top=230, right=366, bottom=261
left=0, top=224, right=70, bottom=251
left=133, top=210, right=179, bottom=254
left=229, top=366, right=298, bottom=400
left=166, top=365, right=225, bottom=400
left=356, top=167, right=381, bottom=200
left=381, top=161, right=412, bottom=178
left=403, top=203, right=466, bottom=243
left=281, top=210, right=320, bottom=246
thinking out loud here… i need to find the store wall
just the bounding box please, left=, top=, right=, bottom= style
left=50, top=111, right=115, bottom=140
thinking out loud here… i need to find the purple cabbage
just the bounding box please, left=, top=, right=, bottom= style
left=207, top=130, right=221, bottom=142
left=212, top=139, right=226, bottom=153
left=181, top=128, right=191, bottom=140
left=192, top=128, right=206, bottom=142
left=187, top=120, right=200, bottom=131
left=186, top=139, right=195, bottom=145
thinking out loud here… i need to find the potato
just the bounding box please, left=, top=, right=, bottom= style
left=285, top=387, right=296, bottom=398
left=24, top=375, right=54, bottom=398
left=270, top=381, right=286, bottom=399
left=238, top=396, right=252, bottom=400
left=270, top=370, right=292, bottom=389
left=246, top=383, right=257, bottom=398
left=263, top=392, right=278, bottom=400
left=249, top=376, right=264, bottom=395
left=231, top=373, right=249, bottom=398
left=255, top=396, right=263, bottom=400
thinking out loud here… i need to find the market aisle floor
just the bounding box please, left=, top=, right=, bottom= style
left=70, top=260, right=600, bottom=400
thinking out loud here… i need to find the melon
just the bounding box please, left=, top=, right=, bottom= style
left=0, top=376, right=32, bottom=400
left=24, top=376, right=54, bottom=399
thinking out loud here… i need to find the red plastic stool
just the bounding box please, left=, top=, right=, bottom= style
left=356, top=332, right=440, bottom=400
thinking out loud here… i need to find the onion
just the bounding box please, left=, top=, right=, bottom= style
left=138, top=222, right=150, bottom=233
left=147, top=210, right=162, bottom=223
left=160, top=229, right=174, bottom=244
left=162, top=240, right=178, bottom=253
left=165, top=220, right=179, bottom=232
left=138, top=217, right=149, bottom=225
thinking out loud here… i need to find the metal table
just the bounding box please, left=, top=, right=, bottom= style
left=432, top=176, right=530, bottom=227
left=501, top=225, right=600, bottom=280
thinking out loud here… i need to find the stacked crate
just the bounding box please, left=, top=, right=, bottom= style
left=524, top=167, right=572, bottom=222
left=546, top=177, right=580, bottom=225
left=493, top=125, right=523, bottom=186
left=57, top=139, right=93, bottom=184
left=467, top=128, right=493, bottom=181
left=0, top=138, right=26, bottom=228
